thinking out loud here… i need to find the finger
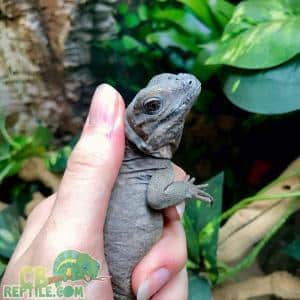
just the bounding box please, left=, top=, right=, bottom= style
left=8, top=195, right=56, bottom=263
left=51, top=84, right=125, bottom=231
left=152, top=267, right=188, bottom=300
left=132, top=220, right=187, bottom=299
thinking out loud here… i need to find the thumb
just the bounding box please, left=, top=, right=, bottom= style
left=51, top=84, right=125, bottom=232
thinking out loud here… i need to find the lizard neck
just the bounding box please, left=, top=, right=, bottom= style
left=120, top=139, right=170, bottom=173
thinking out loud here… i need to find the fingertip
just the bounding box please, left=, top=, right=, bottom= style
left=132, top=221, right=187, bottom=295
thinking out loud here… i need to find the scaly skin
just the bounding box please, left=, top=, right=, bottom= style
left=104, top=73, right=213, bottom=299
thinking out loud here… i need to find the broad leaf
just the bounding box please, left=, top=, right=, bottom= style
left=198, top=173, right=224, bottom=280
left=116, top=3, right=129, bottom=15
left=207, top=0, right=300, bottom=69
left=0, top=143, right=10, bottom=161
left=223, top=56, right=300, bottom=114
left=32, top=127, right=53, bottom=148
left=177, top=0, right=217, bottom=29
left=183, top=213, right=201, bottom=264
left=188, top=272, right=212, bottom=300
left=184, top=173, right=224, bottom=276
left=0, top=205, right=21, bottom=258
left=121, top=36, right=148, bottom=53
left=146, top=29, right=199, bottom=54
left=207, top=0, right=235, bottom=28
left=152, top=8, right=217, bottom=42
left=282, top=236, right=300, bottom=262
left=192, top=41, right=220, bottom=81
left=123, top=12, right=140, bottom=29
left=46, top=145, right=72, bottom=174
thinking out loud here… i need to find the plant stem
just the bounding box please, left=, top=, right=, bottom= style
left=221, top=191, right=300, bottom=221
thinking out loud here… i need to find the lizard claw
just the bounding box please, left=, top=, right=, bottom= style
left=185, top=175, right=190, bottom=182
left=186, top=180, right=213, bottom=205
left=185, top=174, right=196, bottom=184
left=196, top=192, right=213, bottom=205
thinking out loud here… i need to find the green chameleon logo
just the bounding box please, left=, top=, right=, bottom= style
left=52, top=250, right=100, bottom=286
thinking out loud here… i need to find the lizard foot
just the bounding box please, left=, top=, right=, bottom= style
left=185, top=175, right=213, bottom=204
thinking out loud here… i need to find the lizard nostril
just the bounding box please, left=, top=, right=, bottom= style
left=188, top=80, right=193, bottom=85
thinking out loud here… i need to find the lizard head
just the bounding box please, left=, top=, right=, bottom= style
left=126, top=73, right=201, bottom=158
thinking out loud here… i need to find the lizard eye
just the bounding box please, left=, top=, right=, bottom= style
left=143, top=97, right=162, bottom=115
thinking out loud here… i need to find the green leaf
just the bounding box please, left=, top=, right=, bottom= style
left=152, top=8, right=217, bottom=42
left=183, top=214, right=201, bottom=264
left=198, top=173, right=224, bottom=280
left=0, top=161, right=21, bottom=183
left=282, top=236, right=300, bottom=261
left=188, top=272, right=212, bottom=300
left=207, top=0, right=300, bottom=69
left=177, top=0, right=217, bottom=29
left=116, top=3, right=129, bottom=15
left=146, top=29, right=199, bottom=54
left=184, top=173, right=224, bottom=275
left=32, top=127, right=53, bottom=148
left=207, top=0, right=235, bottom=28
left=223, top=56, right=300, bottom=114
left=124, top=12, right=140, bottom=29
left=0, top=114, right=20, bottom=150
left=0, top=205, right=21, bottom=258
left=46, top=146, right=72, bottom=174
left=137, top=4, right=148, bottom=21
left=0, top=143, right=10, bottom=161
left=192, top=41, right=220, bottom=81
left=121, top=36, right=147, bottom=53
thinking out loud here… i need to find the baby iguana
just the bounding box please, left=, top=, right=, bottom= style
left=104, top=73, right=213, bottom=299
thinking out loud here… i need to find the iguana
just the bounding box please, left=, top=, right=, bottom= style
left=104, top=73, right=213, bottom=299
left=52, top=250, right=100, bottom=286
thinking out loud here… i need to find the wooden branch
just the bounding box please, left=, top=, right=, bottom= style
left=213, top=271, right=300, bottom=300
left=0, top=0, right=118, bottom=134
left=218, top=157, right=300, bottom=264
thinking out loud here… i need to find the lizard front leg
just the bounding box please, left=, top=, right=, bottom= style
left=147, top=164, right=213, bottom=210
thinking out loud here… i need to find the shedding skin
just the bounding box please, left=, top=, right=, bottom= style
left=103, top=73, right=213, bottom=299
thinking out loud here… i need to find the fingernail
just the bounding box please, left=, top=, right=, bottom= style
left=137, top=268, right=171, bottom=300
left=176, top=202, right=185, bottom=218
left=89, top=84, right=119, bottom=130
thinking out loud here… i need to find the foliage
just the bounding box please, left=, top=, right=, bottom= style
left=94, top=0, right=234, bottom=95
left=183, top=173, right=223, bottom=296
left=283, top=235, right=300, bottom=262
left=223, top=55, right=300, bottom=114
left=96, top=0, right=300, bottom=114
left=206, top=0, right=300, bottom=114
left=183, top=173, right=224, bottom=282
left=0, top=114, right=53, bottom=183
left=0, top=205, right=20, bottom=259
left=207, top=0, right=300, bottom=69
left=188, top=271, right=212, bottom=300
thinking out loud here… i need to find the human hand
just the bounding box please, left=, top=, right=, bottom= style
left=1, top=85, right=188, bottom=300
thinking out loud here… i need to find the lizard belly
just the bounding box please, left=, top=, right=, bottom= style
left=104, top=171, right=163, bottom=299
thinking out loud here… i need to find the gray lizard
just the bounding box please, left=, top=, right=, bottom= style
left=104, top=73, right=213, bottom=299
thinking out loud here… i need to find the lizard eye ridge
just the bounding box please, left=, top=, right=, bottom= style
left=143, top=97, right=162, bottom=115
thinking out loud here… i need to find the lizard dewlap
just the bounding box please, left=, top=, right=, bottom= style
left=104, top=73, right=213, bottom=299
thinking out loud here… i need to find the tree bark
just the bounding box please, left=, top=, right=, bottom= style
left=0, top=0, right=118, bottom=134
